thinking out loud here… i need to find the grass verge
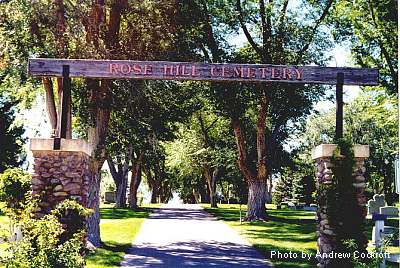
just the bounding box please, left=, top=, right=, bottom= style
left=85, top=204, right=158, bottom=268
left=203, top=204, right=399, bottom=268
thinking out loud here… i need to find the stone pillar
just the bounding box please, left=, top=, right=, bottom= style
left=312, top=144, right=369, bottom=268
left=30, top=138, right=92, bottom=216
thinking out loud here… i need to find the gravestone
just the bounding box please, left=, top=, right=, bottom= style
left=303, top=204, right=318, bottom=212
left=367, top=194, right=386, bottom=215
left=379, top=206, right=399, bottom=217
left=287, top=201, right=296, bottom=209
left=104, top=192, right=116, bottom=203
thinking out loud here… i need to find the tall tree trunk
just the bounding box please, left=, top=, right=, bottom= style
left=129, top=171, right=141, bottom=209
left=211, top=167, right=219, bottom=207
left=107, top=156, right=129, bottom=208
left=115, top=174, right=128, bottom=207
left=231, top=91, right=269, bottom=221
left=107, top=145, right=131, bottom=208
left=129, top=151, right=144, bottom=209
left=249, top=92, right=269, bottom=220
left=247, top=178, right=267, bottom=220
left=159, top=178, right=173, bottom=203
left=204, top=166, right=218, bottom=208
left=86, top=79, right=111, bottom=247
left=150, top=185, right=158, bottom=203
left=144, top=166, right=159, bottom=204
left=199, top=178, right=209, bottom=203
left=87, top=159, right=103, bottom=247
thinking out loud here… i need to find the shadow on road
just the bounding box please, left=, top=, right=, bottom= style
left=149, top=207, right=217, bottom=221
left=123, top=240, right=269, bottom=267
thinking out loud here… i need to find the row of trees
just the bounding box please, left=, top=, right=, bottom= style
left=0, top=0, right=397, bottom=247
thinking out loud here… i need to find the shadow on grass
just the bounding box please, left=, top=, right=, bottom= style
left=207, top=207, right=400, bottom=268
left=206, top=207, right=316, bottom=222
left=86, top=241, right=131, bottom=267
left=205, top=207, right=318, bottom=268
left=86, top=206, right=156, bottom=267
left=269, top=209, right=316, bottom=219
left=205, top=207, right=240, bottom=222
left=99, top=207, right=155, bottom=220
left=255, top=243, right=318, bottom=268
left=246, top=217, right=317, bottom=267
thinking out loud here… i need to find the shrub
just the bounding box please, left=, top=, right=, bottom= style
left=52, top=199, right=92, bottom=243
left=0, top=168, right=31, bottom=221
left=2, top=200, right=91, bottom=268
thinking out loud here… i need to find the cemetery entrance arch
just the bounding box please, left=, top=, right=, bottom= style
left=28, top=58, right=378, bottom=267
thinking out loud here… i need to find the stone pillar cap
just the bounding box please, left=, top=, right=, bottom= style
left=30, top=138, right=92, bottom=156
left=311, top=144, right=369, bottom=160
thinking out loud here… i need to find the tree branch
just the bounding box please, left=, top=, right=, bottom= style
left=123, top=145, right=132, bottom=175
left=296, top=0, right=334, bottom=63
left=200, top=0, right=222, bottom=62
left=259, top=0, right=268, bottom=51
left=54, top=0, right=68, bottom=57
left=367, top=0, right=397, bottom=88
left=205, top=117, right=219, bottom=132
left=236, top=0, right=264, bottom=60
left=107, top=156, right=121, bottom=184
left=266, top=0, right=273, bottom=42
left=199, top=43, right=211, bottom=62
left=256, top=91, right=268, bottom=179
left=276, top=0, right=289, bottom=63
left=231, top=117, right=256, bottom=181
left=42, top=78, right=58, bottom=134
left=197, top=113, right=210, bottom=146
left=278, top=0, right=289, bottom=26
left=107, top=0, right=128, bottom=55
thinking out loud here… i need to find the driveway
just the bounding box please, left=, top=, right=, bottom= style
left=121, top=203, right=271, bottom=267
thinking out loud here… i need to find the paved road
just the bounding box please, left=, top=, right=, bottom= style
left=121, top=203, right=271, bottom=268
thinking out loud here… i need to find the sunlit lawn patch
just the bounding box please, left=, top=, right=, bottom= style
left=203, top=204, right=399, bottom=268
left=85, top=204, right=158, bottom=268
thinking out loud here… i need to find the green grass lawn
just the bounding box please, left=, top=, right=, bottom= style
left=85, top=204, right=158, bottom=268
left=203, top=204, right=399, bottom=268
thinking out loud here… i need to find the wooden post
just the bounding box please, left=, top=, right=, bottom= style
left=335, top=72, right=344, bottom=140
left=60, top=65, right=70, bottom=139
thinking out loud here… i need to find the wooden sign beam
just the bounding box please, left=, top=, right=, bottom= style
left=28, top=58, right=379, bottom=86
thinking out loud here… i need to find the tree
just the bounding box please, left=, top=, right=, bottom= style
left=0, top=97, right=25, bottom=172
left=143, top=143, right=171, bottom=204
left=328, top=0, right=398, bottom=203
left=330, top=0, right=397, bottom=94
left=272, top=168, right=293, bottom=206
left=106, top=148, right=130, bottom=208
left=175, top=0, right=334, bottom=220
left=292, top=173, right=315, bottom=205
left=164, top=101, right=238, bottom=208
left=105, top=78, right=196, bottom=209
left=229, top=0, right=334, bottom=221
left=298, top=90, right=398, bottom=204
left=1, top=0, right=180, bottom=246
